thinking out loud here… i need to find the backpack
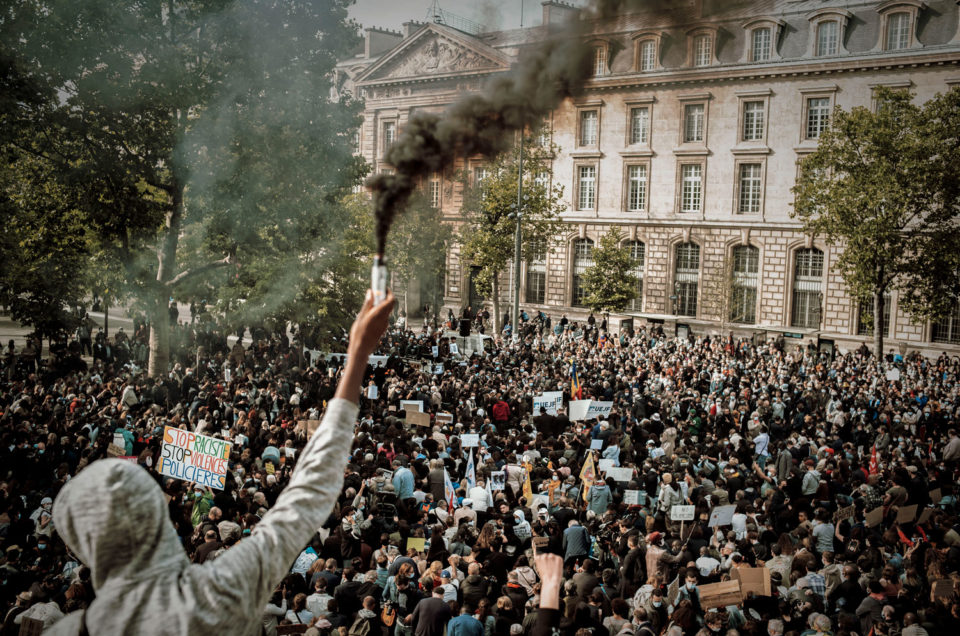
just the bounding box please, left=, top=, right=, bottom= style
left=350, top=617, right=373, bottom=636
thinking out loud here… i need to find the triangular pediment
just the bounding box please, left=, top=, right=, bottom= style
left=357, top=24, right=512, bottom=85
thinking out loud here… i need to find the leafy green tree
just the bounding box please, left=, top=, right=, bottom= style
left=3, top=0, right=365, bottom=375
left=580, top=228, right=638, bottom=319
left=458, top=138, right=565, bottom=333
left=792, top=87, right=960, bottom=358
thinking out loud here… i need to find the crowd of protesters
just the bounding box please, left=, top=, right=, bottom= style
left=0, top=299, right=959, bottom=636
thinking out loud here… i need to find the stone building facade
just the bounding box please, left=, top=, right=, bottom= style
left=342, top=0, right=960, bottom=354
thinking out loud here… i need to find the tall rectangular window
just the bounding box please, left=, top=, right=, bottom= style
left=594, top=46, right=606, bottom=76
left=694, top=35, right=712, bottom=67
left=806, top=97, right=831, bottom=139
left=351, top=130, right=361, bottom=154
left=627, top=241, right=645, bottom=311
left=382, top=121, right=396, bottom=153
left=886, top=12, right=910, bottom=50
left=816, top=20, right=839, bottom=57
left=629, top=107, right=650, bottom=145
left=731, top=245, right=759, bottom=324
left=932, top=301, right=960, bottom=344
left=791, top=248, right=824, bottom=328
left=738, top=163, right=762, bottom=214
left=675, top=243, right=700, bottom=317
left=742, top=101, right=765, bottom=141
left=525, top=239, right=547, bottom=305
left=572, top=238, right=594, bottom=307
left=680, top=164, right=703, bottom=213
left=857, top=294, right=891, bottom=337
left=534, top=171, right=550, bottom=190
left=684, top=104, right=704, bottom=143
left=473, top=166, right=489, bottom=187
left=752, top=28, right=771, bottom=62
left=639, top=40, right=657, bottom=71
left=577, top=165, right=596, bottom=210
left=428, top=175, right=441, bottom=208
left=580, top=110, right=598, bottom=146
left=626, top=165, right=648, bottom=212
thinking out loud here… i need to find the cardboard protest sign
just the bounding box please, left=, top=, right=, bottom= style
left=667, top=576, right=680, bottom=605
left=918, top=507, right=934, bottom=525
left=568, top=400, right=591, bottom=422
left=406, top=537, right=425, bottom=553
left=435, top=412, right=454, bottom=425
left=835, top=504, right=856, bottom=523
left=732, top=567, right=771, bottom=600
left=896, top=504, right=918, bottom=524
left=865, top=507, right=884, bottom=527
left=296, top=420, right=322, bottom=437
left=606, top=467, right=634, bottom=483
left=158, top=426, right=232, bottom=490
left=671, top=505, right=696, bottom=521
left=461, top=434, right=480, bottom=448
left=407, top=411, right=431, bottom=427
left=533, top=392, right=564, bottom=416
left=623, top=490, right=643, bottom=506
left=532, top=536, right=550, bottom=549
left=708, top=505, right=737, bottom=527
left=400, top=400, right=424, bottom=413
left=107, top=444, right=126, bottom=458
left=930, top=488, right=942, bottom=504
left=699, top=580, right=742, bottom=610
left=490, top=471, right=506, bottom=491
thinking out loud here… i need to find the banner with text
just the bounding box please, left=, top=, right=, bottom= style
left=159, top=427, right=232, bottom=490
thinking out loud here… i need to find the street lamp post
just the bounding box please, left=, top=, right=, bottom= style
left=511, top=134, right=524, bottom=339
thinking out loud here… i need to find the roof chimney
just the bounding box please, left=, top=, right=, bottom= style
left=541, top=0, right=580, bottom=26
left=403, top=21, right=426, bottom=39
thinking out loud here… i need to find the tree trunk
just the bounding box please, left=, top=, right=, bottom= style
left=874, top=290, right=885, bottom=362
left=103, top=299, right=109, bottom=338
left=492, top=274, right=501, bottom=334
left=148, top=173, right=184, bottom=377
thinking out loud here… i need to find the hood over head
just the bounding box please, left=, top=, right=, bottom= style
left=53, top=459, right=189, bottom=590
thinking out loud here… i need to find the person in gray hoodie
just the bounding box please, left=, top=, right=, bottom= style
left=47, top=290, right=395, bottom=636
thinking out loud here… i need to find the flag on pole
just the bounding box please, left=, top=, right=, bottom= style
left=579, top=451, right=596, bottom=498
left=486, top=475, right=494, bottom=508
left=869, top=445, right=879, bottom=476
left=444, top=468, right=458, bottom=510
left=522, top=459, right=533, bottom=502
left=465, top=449, right=476, bottom=491
left=571, top=362, right=582, bottom=399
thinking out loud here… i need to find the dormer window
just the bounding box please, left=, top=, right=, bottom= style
left=742, top=18, right=785, bottom=62
left=807, top=9, right=852, bottom=58
left=751, top=28, right=771, bottom=61
left=686, top=26, right=718, bottom=68
left=877, top=1, right=924, bottom=51
left=633, top=32, right=664, bottom=72
left=592, top=43, right=609, bottom=77
left=639, top=40, right=657, bottom=70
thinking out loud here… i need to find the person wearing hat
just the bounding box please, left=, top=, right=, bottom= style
left=453, top=498, right=477, bottom=527
left=2, top=591, right=32, bottom=632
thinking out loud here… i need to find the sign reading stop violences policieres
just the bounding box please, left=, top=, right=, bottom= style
left=158, top=426, right=232, bottom=490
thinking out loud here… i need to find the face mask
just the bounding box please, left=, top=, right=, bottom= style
left=687, top=582, right=696, bottom=589
left=652, top=601, right=662, bottom=608
left=37, top=544, right=47, bottom=550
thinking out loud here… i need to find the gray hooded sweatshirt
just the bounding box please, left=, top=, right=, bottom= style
left=48, top=397, right=358, bottom=635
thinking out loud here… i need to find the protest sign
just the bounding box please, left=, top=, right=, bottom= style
left=533, top=392, right=564, bottom=416
left=407, top=411, right=431, bottom=427
left=490, top=471, right=506, bottom=491
left=400, top=400, right=424, bottom=413
left=406, top=537, right=425, bottom=553
left=918, top=507, right=934, bottom=525
left=623, top=490, right=643, bottom=506
left=158, top=426, right=232, bottom=490
left=107, top=444, right=126, bottom=458
left=366, top=384, right=379, bottom=400
left=432, top=364, right=444, bottom=375
left=461, top=434, right=480, bottom=448
left=112, top=432, right=126, bottom=448
left=431, top=346, right=439, bottom=358
left=532, top=536, right=550, bottom=549
left=930, top=488, right=942, bottom=504
left=435, top=412, right=454, bottom=425
left=568, top=400, right=591, bottom=422
left=931, top=579, right=957, bottom=603
left=708, top=505, right=737, bottom=527
left=606, top=467, right=634, bottom=483
left=671, top=505, right=696, bottom=521
left=835, top=504, right=856, bottom=523
left=449, top=343, right=459, bottom=355
left=667, top=576, right=680, bottom=605
left=586, top=401, right=613, bottom=420
left=296, top=419, right=322, bottom=437
left=865, top=507, right=884, bottom=527
left=598, top=458, right=616, bottom=474
left=885, top=368, right=901, bottom=382
left=896, top=504, right=918, bottom=524
left=590, top=439, right=603, bottom=450
left=699, top=580, right=742, bottom=610
left=732, top=567, right=772, bottom=599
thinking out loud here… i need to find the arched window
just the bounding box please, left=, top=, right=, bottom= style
left=751, top=27, right=772, bottom=61
left=625, top=240, right=645, bottom=311
left=885, top=12, right=911, bottom=50
left=525, top=239, right=547, bottom=305
left=731, top=246, right=759, bottom=324
left=572, top=238, right=594, bottom=307
left=675, top=243, right=700, bottom=317
left=638, top=39, right=657, bottom=71
left=816, top=20, right=839, bottom=56
left=791, top=248, right=824, bottom=328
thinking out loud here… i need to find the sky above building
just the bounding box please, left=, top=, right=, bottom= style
left=348, top=0, right=550, bottom=33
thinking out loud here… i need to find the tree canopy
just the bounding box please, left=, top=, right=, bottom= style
left=792, top=87, right=960, bottom=356
left=580, top=228, right=638, bottom=317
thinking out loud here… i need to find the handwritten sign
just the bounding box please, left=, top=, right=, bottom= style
left=606, top=467, right=634, bottom=483
left=598, top=458, right=616, bottom=473
left=835, top=504, right=856, bottom=522
left=708, top=505, right=737, bottom=527
left=400, top=400, right=424, bottom=413
left=107, top=444, right=126, bottom=458
left=671, top=505, right=696, bottom=521
left=623, top=490, right=643, bottom=506
left=533, top=536, right=550, bottom=549
left=461, top=434, right=480, bottom=448
left=436, top=412, right=454, bottom=425
left=406, top=537, right=425, bottom=553
left=158, top=426, right=232, bottom=490
left=699, top=580, right=742, bottom=610
left=407, top=411, right=431, bottom=427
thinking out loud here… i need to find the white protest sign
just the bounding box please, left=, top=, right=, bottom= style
left=623, top=490, right=643, bottom=506
left=533, top=391, right=564, bottom=416
left=606, top=467, right=634, bottom=483
left=112, top=432, right=126, bottom=448
left=366, top=384, right=379, bottom=400
left=886, top=368, right=901, bottom=382
left=400, top=400, right=424, bottom=413
left=461, top=434, right=480, bottom=448
left=598, top=458, right=616, bottom=473
left=449, top=343, right=460, bottom=355
left=435, top=412, right=454, bottom=425
left=568, top=400, right=591, bottom=421
left=590, top=438, right=604, bottom=450
left=159, top=426, right=232, bottom=490
left=432, top=363, right=444, bottom=375
left=431, top=346, right=439, bottom=358
left=671, top=505, right=696, bottom=521
left=708, top=504, right=737, bottom=527
left=490, top=471, right=506, bottom=491
left=586, top=401, right=614, bottom=420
